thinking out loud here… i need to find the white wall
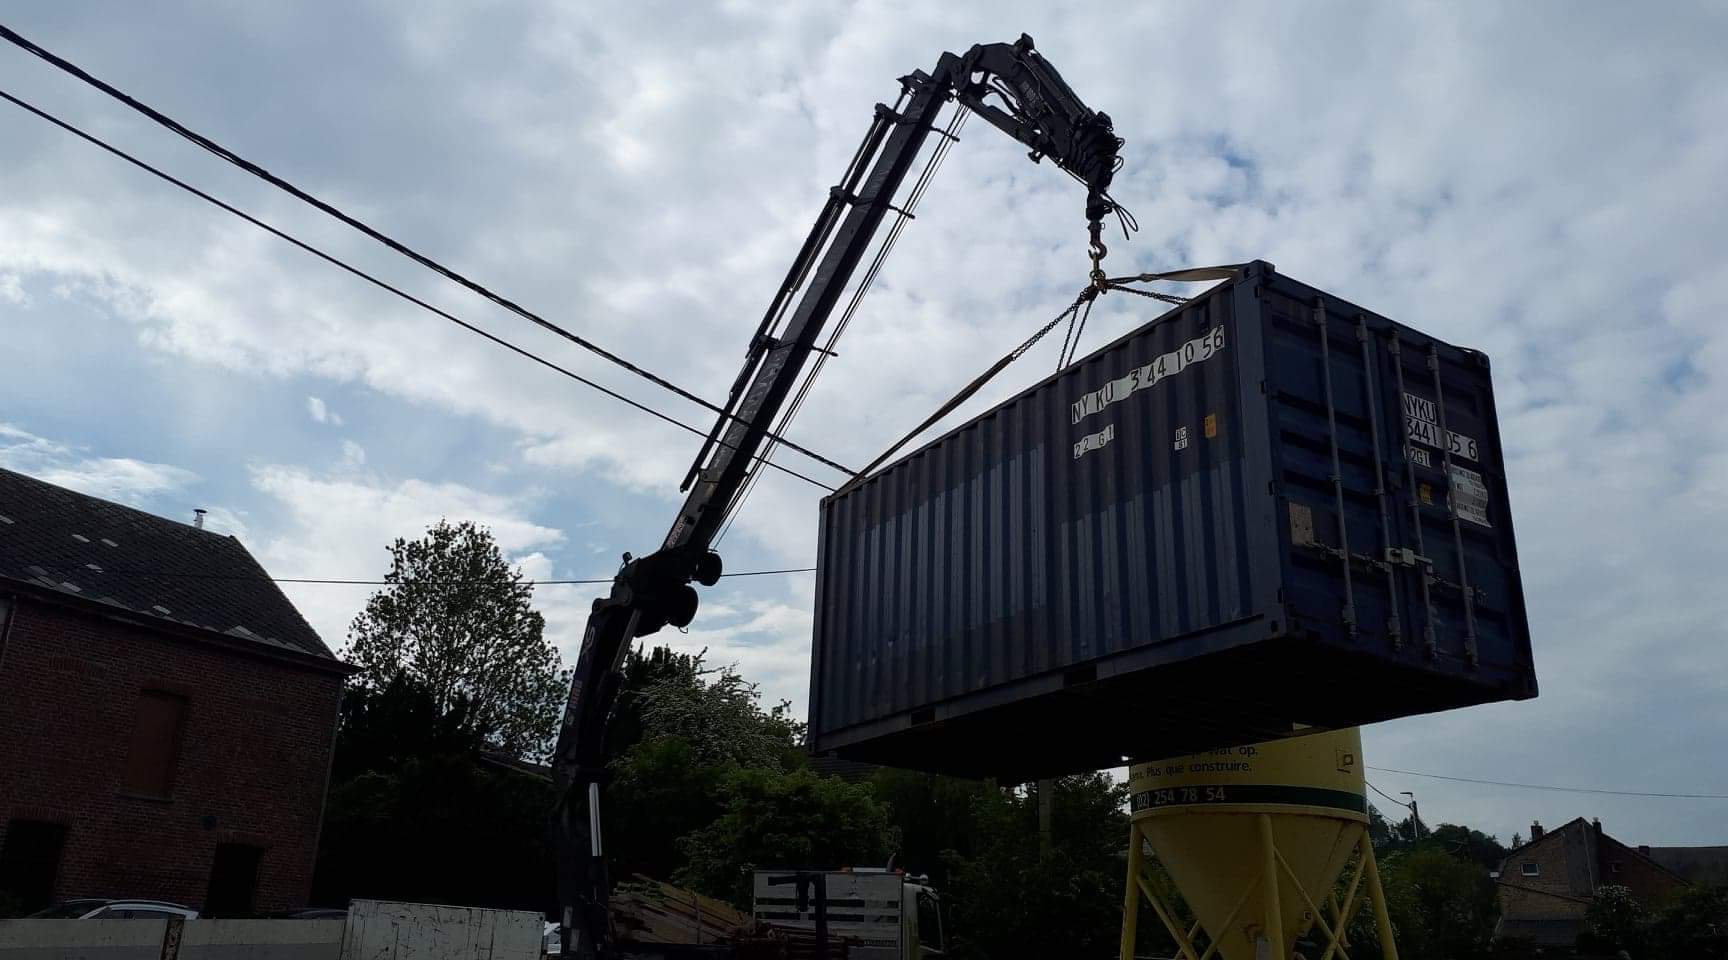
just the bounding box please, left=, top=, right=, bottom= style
left=342, top=901, right=542, bottom=960
left=0, top=904, right=541, bottom=960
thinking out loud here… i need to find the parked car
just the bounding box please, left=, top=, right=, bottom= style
left=259, top=907, right=350, bottom=920
left=25, top=899, right=199, bottom=920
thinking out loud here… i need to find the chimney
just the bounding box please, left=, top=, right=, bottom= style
left=1592, top=817, right=1603, bottom=837
left=1531, top=820, right=1545, bottom=841
left=193, top=508, right=207, bottom=530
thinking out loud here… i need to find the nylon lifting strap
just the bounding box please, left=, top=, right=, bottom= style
left=832, top=264, right=1249, bottom=497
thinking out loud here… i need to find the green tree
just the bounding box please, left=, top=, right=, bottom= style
left=1582, top=884, right=1651, bottom=955
left=869, top=769, right=993, bottom=883
left=632, top=657, right=804, bottom=769
left=312, top=672, right=553, bottom=912
left=607, top=736, right=729, bottom=882
left=345, top=520, right=564, bottom=759
left=1430, top=823, right=1510, bottom=870
left=675, top=767, right=895, bottom=906
left=606, top=645, right=705, bottom=762
left=605, top=646, right=821, bottom=887
left=1351, top=843, right=1499, bottom=960
left=941, top=774, right=1129, bottom=960
left=1647, top=883, right=1728, bottom=958
left=331, top=669, right=481, bottom=782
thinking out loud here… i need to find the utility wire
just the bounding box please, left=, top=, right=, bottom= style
left=0, top=22, right=852, bottom=479
left=40, top=564, right=816, bottom=587
left=1366, top=780, right=1414, bottom=812
left=0, top=87, right=835, bottom=493
left=1367, top=765, right=1728, bottom=801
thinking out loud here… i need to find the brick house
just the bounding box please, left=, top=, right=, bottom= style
left=1495, top=816, right=1689, bottom=949
left=0, top=468, right=353, bottom=916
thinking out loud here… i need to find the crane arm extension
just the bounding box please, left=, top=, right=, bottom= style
left=551, top=35, right=1123, bottom=959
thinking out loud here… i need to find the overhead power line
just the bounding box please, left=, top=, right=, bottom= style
left=1365, top=780, right=1415, bottom=812
left=41, top=563, right=816, bottom=587
left=0, top=22, right=851, bottom=479
left=0, top=86, right=834, bottom=492
left=1367, top=765, right=1728, bottom=801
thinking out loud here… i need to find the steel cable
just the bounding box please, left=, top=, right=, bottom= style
left=0, top=22, right=853, bottom=478
left=0, top=87, right=837, bottom=492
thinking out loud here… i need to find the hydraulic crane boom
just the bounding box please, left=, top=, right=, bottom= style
left=551, top=34, right=1126, bottom=958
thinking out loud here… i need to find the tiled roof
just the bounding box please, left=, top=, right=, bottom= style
left=1646, top=846, right=1728, bottom=884
left=1496, top=916, right=1585, bottom=947
left=0, top=467, right=333, bottom=659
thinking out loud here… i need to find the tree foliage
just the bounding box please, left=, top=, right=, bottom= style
left=1582, top=884, right=1650, bottom=955
left=676, top=768, right=896, bottom=906
left=1647, top=883, right=1728, bottom=958
left=607, top=646, right=834, bottom=896
left=312, top=672, right=553, bottom=912
left=941, top=774, right=1129, bottom=960
left=345, top=520, right=564, bottom=759
left=1429, top=822, right=1511, bottom=870
left=632, top=658, right=804, bottom=768
left=1350, top=843, right=1500, bottom=960
left=1577, top=881, right=1728, bottom=958
left=869, top=769, right=993, bottom=883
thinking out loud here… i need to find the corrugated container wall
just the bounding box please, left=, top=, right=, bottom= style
left=808, top=261, right=1534, bottom=780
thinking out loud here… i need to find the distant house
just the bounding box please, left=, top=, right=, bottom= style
left=0, top=468, right=353, bottom=916
left=1495, top=817, right=1689, bottom=949
left=1642, top=844, right=1728, bottom=885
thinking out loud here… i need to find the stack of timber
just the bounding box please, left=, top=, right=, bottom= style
left=611, top=877, right=848, bottom=958
left=612, top=877, right=755, bottom=943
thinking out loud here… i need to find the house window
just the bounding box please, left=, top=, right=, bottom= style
left=123, top=690, right=188, bottom=798
left=0, top=819, right=69, bottom=913
left=1521, top=861, right=1540, bottom=877
left=1611, top=861, right=1623, bottom=874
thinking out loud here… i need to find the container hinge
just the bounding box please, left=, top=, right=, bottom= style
left=1384, top=547, right=1429, bottom=568
left=1352, top=551, right=1392, bottom=574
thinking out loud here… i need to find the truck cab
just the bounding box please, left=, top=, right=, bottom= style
left=751, top=868, right=945, bottom=960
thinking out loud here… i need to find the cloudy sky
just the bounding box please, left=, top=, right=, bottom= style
left=2, top=3, right=1724, bottom=845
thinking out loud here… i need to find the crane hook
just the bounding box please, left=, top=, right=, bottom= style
left=1087, top=219, right=1108, bottom=286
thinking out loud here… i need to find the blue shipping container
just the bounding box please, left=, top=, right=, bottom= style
left=808, top=260, right=1535, bottom=780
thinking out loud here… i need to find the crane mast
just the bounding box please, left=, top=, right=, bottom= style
left=550, top=35, right=1126, bottom=958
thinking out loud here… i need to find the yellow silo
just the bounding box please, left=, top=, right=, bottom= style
left=1117, top=728, right=1398, bottom=960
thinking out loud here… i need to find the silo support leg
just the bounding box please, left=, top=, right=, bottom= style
left=1359, top=834, right=1400, bottom=960
left=1138, top=875, right=1202, bottom=960
left=1258, top=815, right=1284, bottom=960
left=1120, top=821, right=1204, bottom=960
left=1120, top=822, right=1143, bottom=960
left=1320, top=855, right=1368, bottom=960
left=1275, top=848, right=1350, bottom=960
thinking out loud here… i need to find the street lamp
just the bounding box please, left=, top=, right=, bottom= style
left=1401, top=791, right=1422, bottom=839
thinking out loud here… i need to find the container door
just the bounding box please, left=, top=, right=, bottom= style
left=1263, top=284, right=1529, bottom=692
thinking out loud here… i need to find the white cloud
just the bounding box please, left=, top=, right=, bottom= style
left=0, top=422, right=197, bottom=506
left=247, top=464, right=566, bottom=655
left=194, top=504, right=250, bottom=541
left=306, top=395, right=343, bottom=426
left=0, top=272, right=25, bottom=305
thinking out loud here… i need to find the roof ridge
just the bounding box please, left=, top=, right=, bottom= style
left=0, top=465, right=334, bottom=659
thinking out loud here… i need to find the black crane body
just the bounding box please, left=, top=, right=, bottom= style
left=550, top=35, right=1126, bottom=958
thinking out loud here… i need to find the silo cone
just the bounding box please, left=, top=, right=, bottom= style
left=1117, top=728, right=1398, bottom=960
